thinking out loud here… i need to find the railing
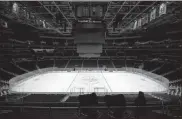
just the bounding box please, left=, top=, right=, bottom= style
left=0, top=105, right=166, bottom=109
left=0, top=101, right=162, bottom=105
left=0, top=96, right=180, bottom=117
left=0, top=104, right=180, bottom=116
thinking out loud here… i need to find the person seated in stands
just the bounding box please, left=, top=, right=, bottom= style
left=90, top=92, right=98, bottom=106
left=135, top=91, right=146, bottom=106
left=134, top=91, right=147, bottom=119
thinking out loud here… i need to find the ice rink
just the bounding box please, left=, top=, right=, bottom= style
left=9, top=69, right=169, bottom=93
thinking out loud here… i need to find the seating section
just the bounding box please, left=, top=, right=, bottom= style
left=97, top=96, right=105, bottom=102
left=124, top=94, right=160, bottom=102
left=6, top=94, right=28, bottom=102
left=2, top=63, right=26, bottom=75
left=83, top=60, right=97, bottom=67
left=65, top=96, right=105, bottom=102
left=0, top=107, right=178, bottom=119
left=0, top=69, right=15, bottom=80
left=1, top=94, right=66, bottom=102
left=0, top=94, right=27, bottom=102
left=17, top=62, right=36, bottom=71
left=1, top=93, right=170, bottom=104
left=113, top=60, right=126, bottom=68
left=51, top=109, right=77, bottom=119
left=23, top=94, right=66, bottom=102
left=37, top=60, right=54, bottom=69
left=21, top=109, right=51, bottom=119
left=67, top=60, right=82, bottom=68
left=98, top=60, right=114, bottom=68
left=0, top=93, right=181, bottom=119
left=0, top=95, right=6, bottom=101
left=66, top=96, right=78, bottom=102
left=152, top=93, right=179, bottom=103
left=143, top=62, right=162, bottom=71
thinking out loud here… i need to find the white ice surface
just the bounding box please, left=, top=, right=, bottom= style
left=10, top=71, right=168, bottom=93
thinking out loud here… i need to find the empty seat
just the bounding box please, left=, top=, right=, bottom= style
left=104, top=94, right=126, bottom=118
left=78, top=93, right=101, bottom=118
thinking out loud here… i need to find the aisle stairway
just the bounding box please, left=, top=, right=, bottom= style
left=23, top=94, right=66, bottom=102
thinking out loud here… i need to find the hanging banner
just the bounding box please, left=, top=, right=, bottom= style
left=26, top=12, right=30, bottom=19
left=77, top=6, right=82, bottom=17
left=133, top=20, right=137, bottom=29
left=12, top=2, right=19, bottom=14
left=141, top=14, right=148, bottom=26
left=43, top=20, right=46, bottom=28
left=22, top=9, right=27, bottom=18
left=150, top=8, right=156, bottom=21
left=98, top=5, right=103, bottom=17
left=95, top=5, right=103, bottom=17
left=137, top=18, right=142, bottom=28
left=91, top=6, right=96, bottom=17
left=36, top=19, right=39, bottom=25
left=83, top=6, right=89, bottom=17
left=159, top=3, right=167, bottom=16
left=128, top=22, right=134, bottom=30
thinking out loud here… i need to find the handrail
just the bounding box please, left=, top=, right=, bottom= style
left=0, top=105, right=179, bottom=109
left=0, top=101, right=161, bottom=104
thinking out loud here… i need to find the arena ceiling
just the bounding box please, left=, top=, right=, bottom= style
left=0, top=1, right=182, bottom=84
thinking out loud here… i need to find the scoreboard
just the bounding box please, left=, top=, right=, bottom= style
left=73, top=21, right=105, bottom=58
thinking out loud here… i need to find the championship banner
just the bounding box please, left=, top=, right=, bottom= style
left=26, top=12, right=30, bottom=19
left=150, top=8, right=156, bottom=21
left=159, top=3, right=167, bottom=16
left=43, top=20, right=46, bottom=28
left=141, top=14, right=148, bottom=26
left=137, top=18, right=142, bottom=28
left=128, top=22, right=134, bottom=30
left=97, top=5, right=103, bottom=17
left=83, top=6, right=89, bottom=17
left=90, top=6, right=96, bottom=16
left=133, top=20, right=137, bottom=29
left=77, top=6, right=82, bottom=17
left=12, top=2, right=19, bottom=14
